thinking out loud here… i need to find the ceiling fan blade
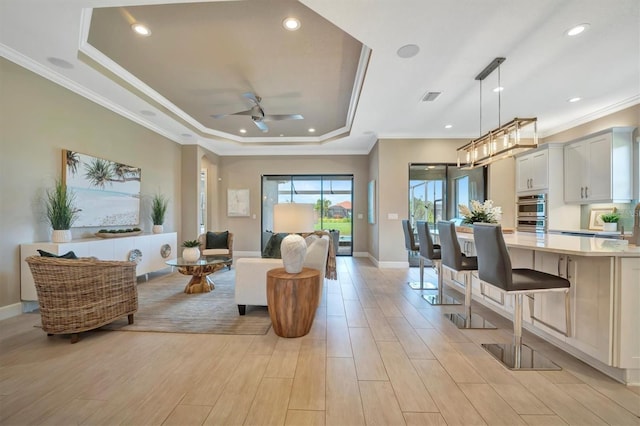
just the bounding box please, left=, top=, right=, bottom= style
left=253, top=120, right=269, bottom=132
left=211, top=109, right=254, bottom=119
left=242, top=92, right=261, bottom=105
left=262, top=114, right=304, bottom=122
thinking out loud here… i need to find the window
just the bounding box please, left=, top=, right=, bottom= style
left=455, top=176, right=469, bottom=218
left=262, top=175, right=353, bottom=256
left=409, top=163, right=487, bottom=227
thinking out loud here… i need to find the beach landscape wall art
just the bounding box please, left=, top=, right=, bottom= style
left=62, top=150, right=141, bottom=227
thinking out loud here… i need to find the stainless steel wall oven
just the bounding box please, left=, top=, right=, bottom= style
left=517, top=194, right=547, bottom=232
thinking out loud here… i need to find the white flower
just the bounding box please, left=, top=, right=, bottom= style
left=459, top=199, right=501, bottom=224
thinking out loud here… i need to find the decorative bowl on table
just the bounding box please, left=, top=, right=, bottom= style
left=95, top=228, right=143, bottom=238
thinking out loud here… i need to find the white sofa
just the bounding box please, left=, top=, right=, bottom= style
left=234, top=234, right=330, bottom=315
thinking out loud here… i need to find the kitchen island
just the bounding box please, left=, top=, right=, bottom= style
left=449, top=231, right=639, bottom=385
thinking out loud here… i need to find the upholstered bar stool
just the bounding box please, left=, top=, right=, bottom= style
left=473, top=223, right=571, bottom=370
left=437, top=221, right=496, bottom=329
left=402, top=219, right=436, bottom=290
left=416, top=221, right=460, bottom=306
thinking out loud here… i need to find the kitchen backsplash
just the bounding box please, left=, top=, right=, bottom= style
left=580, top=201, right=638, bottom=232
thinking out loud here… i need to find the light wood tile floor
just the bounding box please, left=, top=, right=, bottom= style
left=1, top=257, right=638, bottom=425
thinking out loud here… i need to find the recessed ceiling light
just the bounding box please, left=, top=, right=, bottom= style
left=239, top=128, right=247, bottom=134
left=566, top=23, right=589, bottom=36
left=493, top=86, right=504, bottom=92
left=308, top=128, right=316, bottom=133
left=568, top=97, right=582, bottom=103
left=445, top=124, right=453, bottom=129
left=46, top=57, right=73, bottom=69
left=397, top=44, right=420, bottom=58
left=131, top=23, right=151, bottom=36
left=140, top=110, right=156, bottom=116
left=280, top=134, right=284, bottom=137
left=181, top=133, right=192, bottom=137
left=283, top=17, right=301, bottom=31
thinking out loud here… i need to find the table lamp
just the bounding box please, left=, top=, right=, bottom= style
left=273, top=203, right=315, bottom=273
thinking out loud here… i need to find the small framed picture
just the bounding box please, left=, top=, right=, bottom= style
left=588, top=208, right=615, bottom=230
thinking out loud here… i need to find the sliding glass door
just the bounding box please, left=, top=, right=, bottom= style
left=408, top=164, right=486, bottom=265
left=262, top=175, right=353, bottom=255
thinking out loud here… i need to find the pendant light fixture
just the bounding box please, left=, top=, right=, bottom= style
left=457, top=57, right=538, bottom=169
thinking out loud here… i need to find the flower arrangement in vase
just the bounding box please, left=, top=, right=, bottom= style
left=459, top=199, right=502, bottom=225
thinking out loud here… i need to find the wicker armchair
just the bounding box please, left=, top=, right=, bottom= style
left=198, top=231, right=234, bottom=267
left=25, top=256, right=138, bottom=343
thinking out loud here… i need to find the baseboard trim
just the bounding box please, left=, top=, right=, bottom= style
left=377, top=260, right=409, bottom=268
left=0, top=303, right=23, bottom=320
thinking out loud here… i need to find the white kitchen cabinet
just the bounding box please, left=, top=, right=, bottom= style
left=20, top=232, right=177, bottom=301
left=533, top=251, right=613, bottom=363
left=516, top=144, right=580, bottom=230
left=614, top=257, right=640, bottom=372
left=563, top=127, right=635, bottom=203
left=516, top=148, right=548, bottom=193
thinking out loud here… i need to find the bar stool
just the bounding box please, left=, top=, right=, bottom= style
left=415, top=221, right=460, bottom=306
left=473, top=223, right=571, bottom=370
left=402, top=220, right=436, bottom=290
left=437, top=221, right=496, bottom=329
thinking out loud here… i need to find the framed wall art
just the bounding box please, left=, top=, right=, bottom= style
left=227, top=189, right=250, bottom=217
left=62, top=150, right=141, bottom=227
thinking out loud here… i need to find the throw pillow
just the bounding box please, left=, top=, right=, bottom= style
left=206, top=231, right=228, bottom=249
left=305, top=234, right=319, bottom=246
left=37, top=249, right=78, bottom=259
left=262, top=233, right=286, bottom=258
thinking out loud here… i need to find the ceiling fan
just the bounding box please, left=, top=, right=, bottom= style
left=211, top=92, right=303, bottom=132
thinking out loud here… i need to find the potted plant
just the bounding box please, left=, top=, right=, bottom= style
left=182, top=239, right=201, bottom=262
left=600, top=212, right=620, bottom=232
left=45, top=179, right=78, bottom=243
left=150, top=193, right=169, bottom=234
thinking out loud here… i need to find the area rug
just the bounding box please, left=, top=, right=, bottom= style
left=101, top=268, right=271, bottom=335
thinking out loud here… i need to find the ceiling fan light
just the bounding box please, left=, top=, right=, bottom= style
left=131, top=23, right=151, bottom=36
left=283, top=17, right=301, bottom=31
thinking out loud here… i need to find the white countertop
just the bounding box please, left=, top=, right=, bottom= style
left=457, top=231, right=640, bottom=257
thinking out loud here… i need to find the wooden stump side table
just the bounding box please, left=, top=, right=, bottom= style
left=266, top=267, right=321, bottom=338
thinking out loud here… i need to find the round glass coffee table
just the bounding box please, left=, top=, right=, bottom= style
left=166, top=255, right=231, bottom=294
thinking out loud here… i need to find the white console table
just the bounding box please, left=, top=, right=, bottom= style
left=20, top=232, right=177, bottom=301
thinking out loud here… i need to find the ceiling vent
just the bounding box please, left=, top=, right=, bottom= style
left=421, top=91, right=442, bottom=102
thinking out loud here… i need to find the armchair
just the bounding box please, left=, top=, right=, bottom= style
left=25, top=256, right=138, bottom=343
left=198, top=231, right=234, bottom=267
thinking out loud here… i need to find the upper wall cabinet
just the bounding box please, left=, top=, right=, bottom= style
left=516, top=148, right=549, bottom=194
left=563, top=127, right=635, bottom=204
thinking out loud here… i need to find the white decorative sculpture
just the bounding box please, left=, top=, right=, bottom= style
left=280, top=234, right=307, bottom=273
left=273, top=203, right=316, bottom=274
